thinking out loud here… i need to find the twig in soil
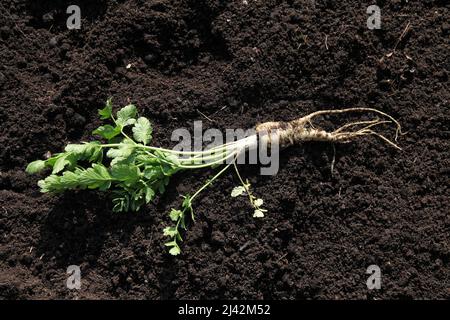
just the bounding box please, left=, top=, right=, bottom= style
left=26, top=101, right=402, bottom=255
left=210, top=105, right=228, bottom=117
left=276, top=253, right=288, bottom=262
left=239, top=241, right=252, bottom=252
left=196, top=109, right=215, bottom=123
left=387, top=22, right=412, bottom=57
left=330, top=144, right=336, bottom=176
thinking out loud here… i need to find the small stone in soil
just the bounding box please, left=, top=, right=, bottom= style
left=49, top=37, right=58, bottom=47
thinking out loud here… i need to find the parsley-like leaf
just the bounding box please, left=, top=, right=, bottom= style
left=26, top=160, right=47, bottom=174
left=144, top=186, right=155, bottom=203
left=254, top=198, right=264, bottom=207
left=116, top=104, right=137, bottom=126
left=169, top=246, right=181, bottom=256
left=78, top=164, right=112, bottom=190
left=253, top=209, right=265, bottom=218
left=132, top=117, right=152, bottom=145
left=38, top=175, right=64, bottom=193
left=65, top=142, right=103, bottom=162
left=106, top=143, right=134, bottom=160
left=163, top=226, right=178, bottom=237
left=169, top=209, right=183, bottom=222
left=231, top=186, right=246, bottom=197
left=111, top=164, right=140, bottom=185
left=98, top=99, right=113, bottom=120
left=93, top=125, right=122, bottom=140
left=52, top=153, right=77, bottom=174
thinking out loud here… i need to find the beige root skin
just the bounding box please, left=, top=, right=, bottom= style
left=255, top=108, right=402, bottom=150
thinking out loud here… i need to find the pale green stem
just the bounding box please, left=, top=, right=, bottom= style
left=233, top=161, right=255, bottom=207
left=190, top=161, right=234, bottom=202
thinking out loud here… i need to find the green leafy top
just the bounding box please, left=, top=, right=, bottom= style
left=26, top=101, right=172, bottom=213
left=26, top=99, right=266, bottom=256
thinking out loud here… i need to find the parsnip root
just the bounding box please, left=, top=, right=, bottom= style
left=255, top=107, right=402, bottom=150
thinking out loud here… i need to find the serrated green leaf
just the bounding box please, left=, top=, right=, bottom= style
left=59, top=170, right=81, bottom=189
left=116, top=104, right=137, bottom=126
left=143, top=166, right=162, bottom=180
left=106, top=143, right=133, bottom=159
left=181, top=195, right=194, bottom=221
left=52, top=153, right=77, bottom=174
left=182, top=195, right=192, bottom=210
left=254, top=198, right=264, bottom=207
left=64, top=144, right=86, bottom=154
left=110, top=164, right=140, bottom=185
left=92, top=125, right=121, bottom=140
left=164, top=241, right=176, bottom=247
left=136, top=154, right=158, bottom=165
left=52, top=155, right=67, bottom=174
left=129, top=189, right=145, bottom=211
left=160, top=163, right=178, bottom=176
left=90, top=147, right=103, bottom=163
left=38, top=175, right=64, bottom=193
left=77, top=164, right=112, bottom=190
left=169, top=209, right=182, bottom=222
left=165, top=154, right=180, bottom=166
left=253, top=209, right=265, bottom=218
left=163, top=226, right=178, bottom=237
left=112, top=190, right=130, bottom=212
left=43, top=154, right=60, bottom=167
left=110, top=157, right=127, bottom=166
left=86, top=163, right=110, bottom=179
left=26, top=160, right=47, bottom=174
left=98, top=99, right=113, bottom=120
left=144, top=186, right=155, bottom=203
left=132, top=117, right=152, bottom=145
left=169, top=246, right=181, bottom=256
left=132, top=188, right=144, bottom=201
left=65, top=142, right=103, bottom=162
left=231, top=186, right=246, bottom=197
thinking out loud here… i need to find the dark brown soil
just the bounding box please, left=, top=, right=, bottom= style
left=0, top=0, right=449, bottom=300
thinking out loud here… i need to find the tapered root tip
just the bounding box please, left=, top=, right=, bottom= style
left=303, top=107, right=403, bottom=150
